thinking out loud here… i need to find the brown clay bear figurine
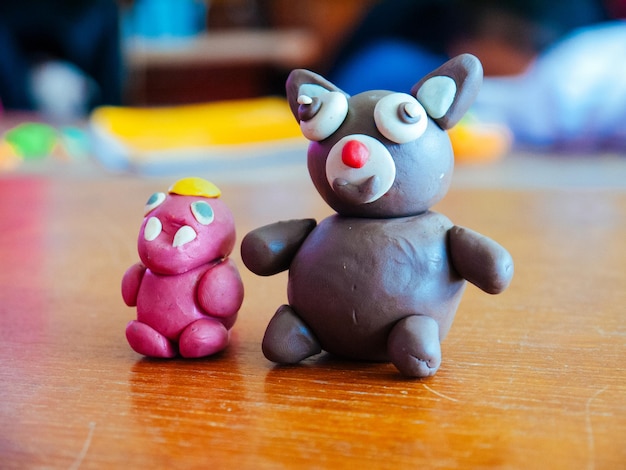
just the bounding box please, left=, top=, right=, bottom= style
left=241, top=54, right=513, bottom=378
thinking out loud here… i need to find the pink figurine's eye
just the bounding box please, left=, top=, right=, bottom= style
left=191, top=201, right=214, bottom=225
left=145, top=192, right=166, bottom=215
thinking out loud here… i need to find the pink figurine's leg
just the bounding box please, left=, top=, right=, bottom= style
left=126, top=320, right=177, bottom=358
left=178, top=317, right=229, bottom=358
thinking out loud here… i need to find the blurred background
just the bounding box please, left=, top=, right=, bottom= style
left=0, top=0, right=374, bottom=112
left=0, top=0, right=625, bottom=170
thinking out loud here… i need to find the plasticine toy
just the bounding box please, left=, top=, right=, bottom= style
left=123, top=177, right=244, bottom=358
left=241, top=54, right=513, bottom=378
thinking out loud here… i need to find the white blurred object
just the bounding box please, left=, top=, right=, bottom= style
left=30, top=60, right=98, bottom=120
left=474, top=21, right=626, bottom=149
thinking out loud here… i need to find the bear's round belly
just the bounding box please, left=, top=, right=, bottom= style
left=288, top=213, right=466, bottom=360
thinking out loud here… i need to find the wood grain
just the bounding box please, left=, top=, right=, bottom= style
left=1, top=175, right=624, bottom=469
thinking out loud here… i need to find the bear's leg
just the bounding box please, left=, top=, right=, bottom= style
left=179, top=318, right=229, bottom=358
left=262, top=304, right=321, bottom=364
left=126, top=320, right=177, bottom=358
left=387, top=315, right=441, bottom=378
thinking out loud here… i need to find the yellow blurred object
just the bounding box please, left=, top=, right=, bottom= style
left=91, top=97, right=303, bottom=152
left=169, top=177, right=221, bottom=198
left=448, top=117, right=512, bottom=164
left=90, top=97, right=308, bottom=173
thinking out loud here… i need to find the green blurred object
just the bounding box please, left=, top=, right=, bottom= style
left=4, top=122, right=58, bottom=159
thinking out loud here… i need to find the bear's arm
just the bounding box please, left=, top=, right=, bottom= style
left=448, top=226, right=514, bottom=294
left=241, top=219, right=317, bottom=276
left=197, top=258, right=244, bottom=318
left=121, top=262, right=146, bottom=306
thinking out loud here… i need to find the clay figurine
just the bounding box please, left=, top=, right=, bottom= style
left=123, top=177, right=244, bottom=358
left=241, top=54, right=513, bottom=378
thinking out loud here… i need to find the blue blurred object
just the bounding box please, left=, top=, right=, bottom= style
left=124, top=0, right=208, bottom=40
left=331, top=40, right=446, bottom=95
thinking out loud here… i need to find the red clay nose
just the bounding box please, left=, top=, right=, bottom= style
left=341, top=139, right=369, bottom=168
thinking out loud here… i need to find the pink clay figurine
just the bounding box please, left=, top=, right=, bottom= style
left=122, top=177, right=244, bottom=358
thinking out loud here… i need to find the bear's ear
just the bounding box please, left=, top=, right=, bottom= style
left=285, top=69, right=349, bottom=121
left=285, top=69, right=351, bottom=141
left=411, top=54, right=483, bottom=130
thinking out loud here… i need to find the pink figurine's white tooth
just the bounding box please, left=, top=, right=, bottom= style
left=173, top=225, right=197, bottom=247
left=144, top=217, right=162, bottom=241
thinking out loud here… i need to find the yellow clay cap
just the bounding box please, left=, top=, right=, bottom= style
left=168, top=177, right=221, bottom=198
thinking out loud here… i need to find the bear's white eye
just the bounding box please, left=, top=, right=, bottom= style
left=374, top=93, right=428, bottom=144
left=191, top=201, right=214, bottom=225
left=298, top=91, right=349, bottom=141
left=144, top=192, right=166, bottom=215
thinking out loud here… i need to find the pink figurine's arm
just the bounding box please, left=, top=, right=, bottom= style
left=121, top=262, right=147, bottom=306
left=197, top=258, right=244, bottom=320
left=240, top=219, right=317, bottom=276
left=449, top=225, right=514, bottom=294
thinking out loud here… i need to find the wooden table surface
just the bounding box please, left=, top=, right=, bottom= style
left=1, top=161, right=625, bottom=469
